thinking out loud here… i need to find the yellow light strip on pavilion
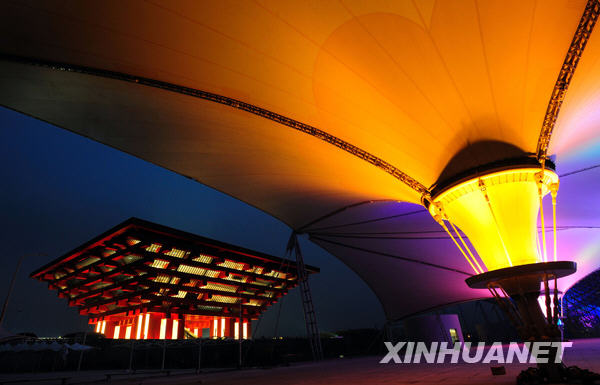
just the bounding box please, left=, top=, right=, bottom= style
left=172, top=319, right=179, bottom=339
left=159, top=318, right=167, bottom=340
left=136, top=314, right=143, bottom=339
left=143, top=313, right=150, bottom=339
left=125, top=325, right=132, bottom=340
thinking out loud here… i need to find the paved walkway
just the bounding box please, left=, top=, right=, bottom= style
left=1, top=339, right=598, bottom=384
left=117, top=339, right=600, bottom=385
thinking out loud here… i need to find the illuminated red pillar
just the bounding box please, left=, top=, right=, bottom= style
left=209, top=317, right=218, bottom=338
left=104, top=320, right=115, bottom=339
left=243, top=318, right=251, bottom=340
left=147, top=313, right=163, bottom=339
left=209, top=316, right=230, bottom=338
left=176, top=315, right=185, bottom=339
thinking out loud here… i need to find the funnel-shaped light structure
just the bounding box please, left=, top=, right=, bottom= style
left=429, top=168, right=559, bottom=272
left=432, top=166, right=582, bottom=382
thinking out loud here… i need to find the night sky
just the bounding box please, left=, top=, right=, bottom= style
left=0, top=106, right=385, bottom=338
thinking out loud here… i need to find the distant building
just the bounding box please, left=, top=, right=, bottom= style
left=31, top=218, right=318, bottom=340
left=563, top=269, right=600, bottom=339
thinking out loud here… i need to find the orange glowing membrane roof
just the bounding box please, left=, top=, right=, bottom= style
left=0, top=0, right=588, bottom=228
left=4, top=0, right=600, bottom=320
left=31, top=218, right=318, bottom=321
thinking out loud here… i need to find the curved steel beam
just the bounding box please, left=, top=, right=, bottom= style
left=537, top=0, right=600, bottom=164
left=0, top=53, right=429, bottom=197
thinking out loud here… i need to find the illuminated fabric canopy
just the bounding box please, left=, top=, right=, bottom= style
left=1, top=0, right=599, bottom=320
left=428, top=168, right=559, bottom=273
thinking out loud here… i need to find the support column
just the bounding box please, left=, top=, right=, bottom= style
left=148, top=314, right=163, bottom=340
left=177, top=315, right=185, bottom=339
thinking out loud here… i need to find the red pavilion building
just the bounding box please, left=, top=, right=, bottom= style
left=31, top=218, right=318, bottom=340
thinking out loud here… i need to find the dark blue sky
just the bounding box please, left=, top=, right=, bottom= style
left=0, top=106, right=385, bottom=337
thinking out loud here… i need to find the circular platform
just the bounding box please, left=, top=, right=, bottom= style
left=465, top=261, right=577, bottom=289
